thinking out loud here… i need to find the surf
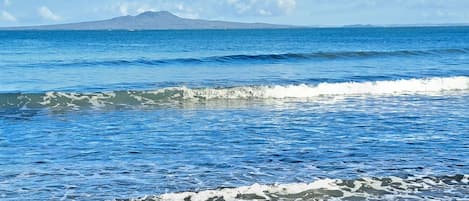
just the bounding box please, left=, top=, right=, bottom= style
left=1, top=76, right=468, bottom=110
left=127, top=174, right=468, bottom=201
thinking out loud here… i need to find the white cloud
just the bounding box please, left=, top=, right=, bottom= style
left=117, top=2, right=157, bottom=16
left=227, top=0, right=252, bottom=14
left=258, top=9, right=272, bottom=16
left=0, top=10, right=16, bottom=21
left=224, top=0, right=295, bottom=16
left=136, top=5, right=155, bottom=14
left=119, top=3, right=129, bottom=15
left=114, top=2, right=199, bottom=18
left=38, top=6, right=61, bottom=21
left=277, top=0, right=296, bottom=13
left=3, top=0, right=10, bottom=6
left=173, top=3, right=199, bottom=19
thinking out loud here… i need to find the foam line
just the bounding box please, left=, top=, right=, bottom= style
left=1, top=76, right=468, bottom=110
left=130, top=175, right=468, bottom=201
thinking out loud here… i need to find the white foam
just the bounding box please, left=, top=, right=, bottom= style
left=155, top=179, right=339, bottom=201
left=179, top=76, right=469, bottom=100
left=26, top=76, right=468, bottom=110
left=133, top=175, right=469, bottom=201
left=40, top=91, right=116, bottom=108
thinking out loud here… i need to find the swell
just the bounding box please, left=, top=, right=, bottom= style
left=1, top=76, right=468, bottom=110
left=25, top=48, right=469, bottom=67
left=129, top=174, right=469, bottom=201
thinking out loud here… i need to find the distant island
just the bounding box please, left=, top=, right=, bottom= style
left=342, top=23, right=469, bottom=28
left=1, top=11, right=468, bottom=30
left=0, top=11, right=297, bottom=30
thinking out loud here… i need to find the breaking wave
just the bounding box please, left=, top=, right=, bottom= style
left=126, top=174, right=469, bottom=201
left=1, top=76, right=468, bottom=110
left=25, top=48, right=469, bottom=67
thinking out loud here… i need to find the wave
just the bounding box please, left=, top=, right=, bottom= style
left=26, top=48, right=469, bottom=67
left=128, top=174, right=468, bottom=201
left=1, top=76, right=468, bottom=110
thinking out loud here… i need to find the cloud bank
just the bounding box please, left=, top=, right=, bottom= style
left=225, top=0, right=296, bottom=16
left=1, top=0, right=469, bottom=27
left=38, top=6, right=61, bottom=21
left=0, top=10, right=16, bottom=21
left=3, top=0, right=10, bottom=6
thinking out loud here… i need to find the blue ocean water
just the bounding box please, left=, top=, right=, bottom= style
left=0, top=28, right=468, bottom=200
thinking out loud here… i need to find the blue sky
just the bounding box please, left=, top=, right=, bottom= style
left=1, top=0, right=469, bottom=27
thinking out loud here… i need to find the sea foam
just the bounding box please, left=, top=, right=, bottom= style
left=128, top=175, right=468, bottom=201
left=180, top=76, right=469, bottom=99
left=1, top=76, right=468, bottom=110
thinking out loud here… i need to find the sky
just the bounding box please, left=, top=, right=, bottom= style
left=1, top=0, right=469, bottom=27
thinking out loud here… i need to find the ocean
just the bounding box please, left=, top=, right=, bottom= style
left=0, top=28, right=468, bottom=200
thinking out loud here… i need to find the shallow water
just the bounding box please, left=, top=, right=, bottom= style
left=0, top=28, right=468, bottom=200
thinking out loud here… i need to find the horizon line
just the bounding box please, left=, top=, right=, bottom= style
left=1, top=10, right=469, bottom=30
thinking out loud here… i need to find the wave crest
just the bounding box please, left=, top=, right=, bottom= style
left=1, top=76, right=468, bottom=110
left=182, top=76, right=469, bottom=99
left=128, top=174, right=468, bottom=201
left=24, top=48, right=469, bottom=67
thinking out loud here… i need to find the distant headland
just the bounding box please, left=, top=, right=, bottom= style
left=1, top=11, right=468, bottom=30
left=0, top=11, right=298, bottom=30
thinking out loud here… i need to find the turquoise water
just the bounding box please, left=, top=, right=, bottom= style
left=0, top=28, right=468, bottom=200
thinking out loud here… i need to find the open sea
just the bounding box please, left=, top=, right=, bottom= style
left=0, top=28, right=468, bottom=200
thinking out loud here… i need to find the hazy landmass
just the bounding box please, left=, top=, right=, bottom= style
left=0, top=11, right=296, bottom=30
left=1, top=11, right=467, bottom=30
left=342, top=23, right=469, bottom=28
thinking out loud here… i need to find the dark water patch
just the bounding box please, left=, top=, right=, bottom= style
left=17, top=48, right=469, bottom=68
